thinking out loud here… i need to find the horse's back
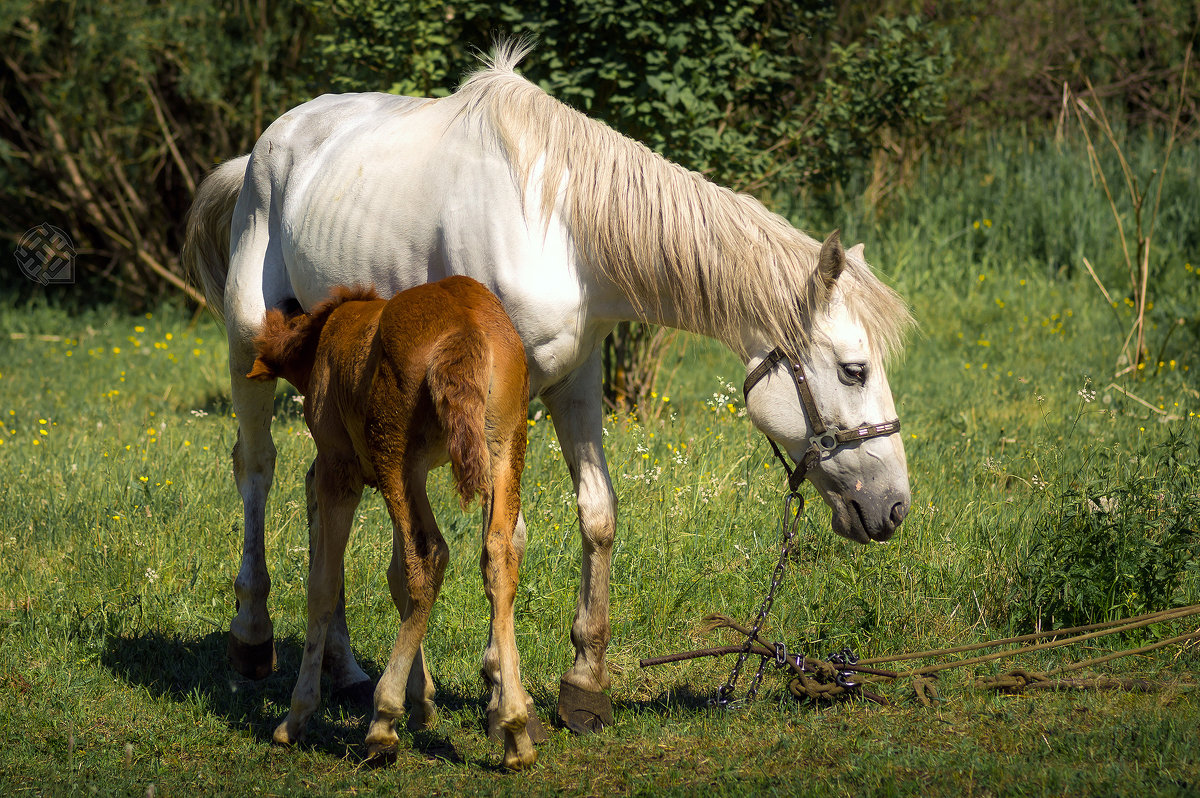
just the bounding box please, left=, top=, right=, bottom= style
left=234, top=85, right=588, bottom=396
left=257, top=92, right=440, bottom=167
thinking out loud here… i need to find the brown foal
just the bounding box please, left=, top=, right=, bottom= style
left=247, top=276, right=539, bottom=769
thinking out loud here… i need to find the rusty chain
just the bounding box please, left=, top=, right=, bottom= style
left=708, top=490, right=872, bottom=706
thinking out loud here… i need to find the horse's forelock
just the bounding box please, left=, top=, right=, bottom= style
left=840, top=255, right=914, bottom=364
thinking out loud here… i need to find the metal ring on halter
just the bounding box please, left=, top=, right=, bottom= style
left=809, top=429, right=840, bottom=453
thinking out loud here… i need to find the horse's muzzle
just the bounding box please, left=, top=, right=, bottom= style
left=833, top=490, right=910, bottom=544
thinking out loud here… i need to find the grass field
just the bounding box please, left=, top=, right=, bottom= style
left=1, top=134, right=1198, bottom=796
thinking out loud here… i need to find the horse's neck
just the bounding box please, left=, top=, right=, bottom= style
left=571, top=218, right=805, bottom=357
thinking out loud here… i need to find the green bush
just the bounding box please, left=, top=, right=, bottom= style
left=1008, top=428, right=1200, bottom=633
left=301, top=0, right=951, bottom=193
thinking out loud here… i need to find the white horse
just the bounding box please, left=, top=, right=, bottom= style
left=183, top=41, right=913, bottom=735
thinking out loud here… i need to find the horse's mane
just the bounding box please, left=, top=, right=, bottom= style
left=248, top=285, right=381, bottom=391
left=455, top=40, right=912, bottom=360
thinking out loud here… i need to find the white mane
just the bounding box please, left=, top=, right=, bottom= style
left=455, top=40, right=912, bottom=359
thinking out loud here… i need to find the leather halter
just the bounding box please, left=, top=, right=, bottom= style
left=742, top=347, right=902, bottom=493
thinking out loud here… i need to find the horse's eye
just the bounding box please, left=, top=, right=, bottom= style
left=839, top=362, right=868, bottom=386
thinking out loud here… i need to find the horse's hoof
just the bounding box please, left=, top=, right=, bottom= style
left=331, top=679, right=375, bottom=710
left=227, top=634, right=276, bottom=681
left=556, top=678, right=612, bottom=735
left=487, top=708, right=549, bottom=744
left=364, top=742, right=397, bottom=768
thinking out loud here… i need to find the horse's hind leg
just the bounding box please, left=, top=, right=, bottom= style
left=225, top=192, right=291, bottom=682
left=227, top=366, right=279, bottom=680
left=304, top=460, right=373, bottom=704
left=273, top=454, right=362, bottom=745
left=479, top=431, right=538, bottom=770
left=365, top=469, right=449, bottom=759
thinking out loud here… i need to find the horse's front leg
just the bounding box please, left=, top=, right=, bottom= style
left=228, top=365, right=279, bottom=680
left=542, top=354, right=618, bottom=733
left=304, top=460, right=374, bottom=705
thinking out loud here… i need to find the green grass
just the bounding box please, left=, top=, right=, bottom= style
left=1, top=134, right=1198, bottom=795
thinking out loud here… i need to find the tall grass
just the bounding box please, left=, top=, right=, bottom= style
left=0, top=134, right=1197, bottom=794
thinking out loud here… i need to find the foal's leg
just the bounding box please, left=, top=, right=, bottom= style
left=273, top=456, right=362, bottom=745
left=380, top=548, right=439, bottom=732
left=304, top=460, right=373, bottom=704
left=482, top=508, right=548, bottom=745
left=479, top=436, right=537, bottom=770
left=364, top=468, right=449, bottom=759
left=541, top=353, right=618, bottom=733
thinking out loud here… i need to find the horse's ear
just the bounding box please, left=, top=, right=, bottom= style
left=818, top=230, right=845, bottom=292
left=847, top=242, right=865, bottom=261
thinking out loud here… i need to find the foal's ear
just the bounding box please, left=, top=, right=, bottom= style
left=246, top=357, right=276, bottom=381
left=818, top=230, right=845, bottom=292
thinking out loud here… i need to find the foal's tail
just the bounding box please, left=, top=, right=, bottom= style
left=427, top=330, right=493, bottom=509
left=182, top=154, right=250, bottom=324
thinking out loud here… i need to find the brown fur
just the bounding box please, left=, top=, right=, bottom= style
left=252, top=276, right=538, bottom=769
left=248, top=285, right=382, bottom=397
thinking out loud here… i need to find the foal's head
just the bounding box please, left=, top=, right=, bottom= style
left=247, top=286, right=381, bottom=394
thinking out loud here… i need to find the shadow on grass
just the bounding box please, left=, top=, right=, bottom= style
left=100, top=629, right=775, bottom=766
left=614, top=681, right=811, bottom=725
left=99, top=630, right=476, bottom=764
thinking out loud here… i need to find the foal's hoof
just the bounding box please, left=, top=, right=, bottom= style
left=556, top=678, right=612, bottom=735
left=406, top=701, right=439, bottom=732
left=502, top=743, right=538, bottom=771
left=227, top=634, right=276, bottom=681
left=331, top=679, right=375, bottom=711
left=487, top=709, right=549, bottom=744
left=271, top=719, right=301, bottom=747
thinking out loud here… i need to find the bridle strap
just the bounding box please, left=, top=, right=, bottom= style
left=743, top=346, right=901, bottom=492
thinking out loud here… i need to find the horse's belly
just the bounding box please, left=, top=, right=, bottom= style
left=273, top=112, right=596, bottom=395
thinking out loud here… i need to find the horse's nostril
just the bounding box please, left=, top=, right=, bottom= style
left=890, top=501, right=909, bottom=527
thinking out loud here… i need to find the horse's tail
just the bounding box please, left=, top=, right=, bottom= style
left=182, top=154, right=250, bottom=324
left=427, top=329, right=493, bottom=509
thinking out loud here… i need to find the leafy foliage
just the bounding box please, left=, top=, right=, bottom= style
left=1009, top=430, right=1200, bottom=633
left=0, top=0, right=316, bottom=305
left=925, top=0, right=1200, bottom=133
left=3, top=0, right=1196, bottom=310
left=0, top=0, right=951, bottom=307
left=302, top=0, right=951, bottom=193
